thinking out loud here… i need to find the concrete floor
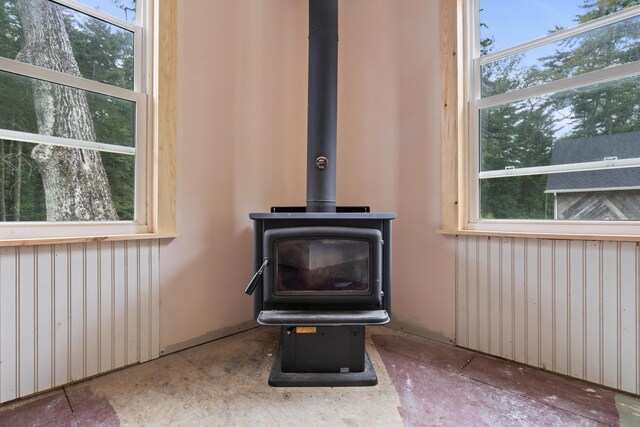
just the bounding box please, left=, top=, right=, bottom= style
left=1, top=327, right=639, bottom=426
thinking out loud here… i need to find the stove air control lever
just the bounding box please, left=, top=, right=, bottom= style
left=244, top=258, right=269, bottom=295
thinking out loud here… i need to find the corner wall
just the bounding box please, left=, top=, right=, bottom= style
left=337, top=0, right=456, bottom=341
left=160, top=0, right=308, bottom=351
left=161, top=0, right=455, bottom=352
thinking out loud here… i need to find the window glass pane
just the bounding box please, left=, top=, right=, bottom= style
left=101, top=151, right=134, bottom=220
left=1, top=0, right=134, bottom=89
left=0, top=139, right=134, bottom=222
left=547, top=166, right=640, bottom=194
left=86, top=91, right=135, bottom=148
left=0, top=71, right=37, bottom=135
left=275, top=239, right=370, bottom=293
left=0, top=70, right=135, bottom=147
left=479, top=0, right=640, bottom=54
left=480, top=175, right=553, bottom=220
left=480, top=170, right=640, bottom=221
left=480, top=76, right=640, bottom=172
left=547, top=168, right=640, bottom=221
left=482, top=16, right=640, bottom=98
left=0, top=139, right=46, bottom=221
left=75, top=0, right=136, bottom=24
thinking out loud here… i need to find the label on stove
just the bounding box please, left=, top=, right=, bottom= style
left=296, top=326, right=317, bottom=334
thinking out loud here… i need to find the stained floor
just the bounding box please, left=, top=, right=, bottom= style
left=0, top=327, right=639, bottom=426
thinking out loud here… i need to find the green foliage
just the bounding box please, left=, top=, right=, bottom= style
left=101, top=152, right=134, bottom=220
left=0, top=1, right=44, bottom=220
left=65, top=13, right=134, bottom=89
left=578, top=0, right=640, bottom=23
left=480, top=100, right=555, bottom=219
left=481, top=176, right=554, bottom=220
left=0, top=140, right=46, bottom=221
left=540, top=1, right=640, bottom=138
left=0, top=1, right=20, bottom=58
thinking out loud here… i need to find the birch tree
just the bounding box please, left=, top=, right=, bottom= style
left=15, top=0, right=117, bottom=221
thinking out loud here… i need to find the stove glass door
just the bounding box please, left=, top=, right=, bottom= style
left=274, top=238, right=370, bottom=294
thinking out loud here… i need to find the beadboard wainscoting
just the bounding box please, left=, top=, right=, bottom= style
left=0, top=240, right=160, bottom=404
left=456, top=235, right=639, bottom=395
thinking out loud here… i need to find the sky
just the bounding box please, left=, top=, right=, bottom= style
left=480, top=0, right=585, bottom=51
left=74, top=0, right=136, bottom=24
left=73, top=1, right=593, bottom=46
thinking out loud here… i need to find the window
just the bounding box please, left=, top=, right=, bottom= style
left=464, top=0, right=640, bottom=234
left=0, top=0, right=153, bottom=239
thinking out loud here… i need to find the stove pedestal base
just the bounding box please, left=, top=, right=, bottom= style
left=268, top=325, right=378, bottom=387
left=268, top=346, right=377, bottom=387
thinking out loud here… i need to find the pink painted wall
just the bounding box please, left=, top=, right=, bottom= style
left=159, top=1, right=308, bottom=350
left=160, top=0, right=456, bottom=351
left=337, top=0, right=456, bottom=342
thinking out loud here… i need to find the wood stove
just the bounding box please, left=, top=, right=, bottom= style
left=245, top=0, right=395, bottom=387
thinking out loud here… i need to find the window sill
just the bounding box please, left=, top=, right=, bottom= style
left=437, top=228, right=640, bottom=242
left=0, top=232, right=180, bottom=248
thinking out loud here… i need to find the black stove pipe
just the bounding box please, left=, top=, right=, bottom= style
left=306, top=0, right=338, bottom=213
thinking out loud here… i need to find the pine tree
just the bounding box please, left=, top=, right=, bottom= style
left=544, top=0, right=640, bottom=137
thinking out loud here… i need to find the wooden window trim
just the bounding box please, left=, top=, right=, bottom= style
left=0, top=233, right=179, bottom=248
left=154, top=0, right=177, bottom=235
left=440, top=0, right=464, bottom=232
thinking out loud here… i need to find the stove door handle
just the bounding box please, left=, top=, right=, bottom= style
left=244, top=258, right=269, bottom=295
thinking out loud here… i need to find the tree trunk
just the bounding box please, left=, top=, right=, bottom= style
left=15, top=0, right=118, bottom=221
left=12, top=141, right=22, bottom=221
left=0, top=140, right=6, bottom=221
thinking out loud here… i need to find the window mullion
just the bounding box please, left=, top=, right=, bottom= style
left=479, top=157, right=640, bottom=179
left=0, top=57, right=141, bottom=101
left=0, top=128, right=136, bottom=155
left=134, top=23, right=144, bottom=92
left=477, top=61, right=640, bottom=109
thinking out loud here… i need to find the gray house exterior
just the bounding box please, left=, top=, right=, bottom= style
left=545, top=131, right=640, bottom=220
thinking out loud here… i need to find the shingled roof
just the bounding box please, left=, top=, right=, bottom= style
left=545, top=131, right=640, bottom=193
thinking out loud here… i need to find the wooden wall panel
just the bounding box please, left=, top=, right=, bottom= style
left=36, top=245, right=54, bottom=392
left=620, top=242, right=638, bottom=393
left=18, top=246, right=36, bottom=397
left=1, top=247, right=18, bottom=402
left=0, top=241, right=161, bottom=404
left=456, top=235, right=640, bottom=395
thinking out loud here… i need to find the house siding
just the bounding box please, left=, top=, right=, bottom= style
left=556, top=189, right=640, bottom=220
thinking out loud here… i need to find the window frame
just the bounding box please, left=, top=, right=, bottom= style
left=0, top=0, right=177, bottom=244
left=439, top=0, right=640, bottom=240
